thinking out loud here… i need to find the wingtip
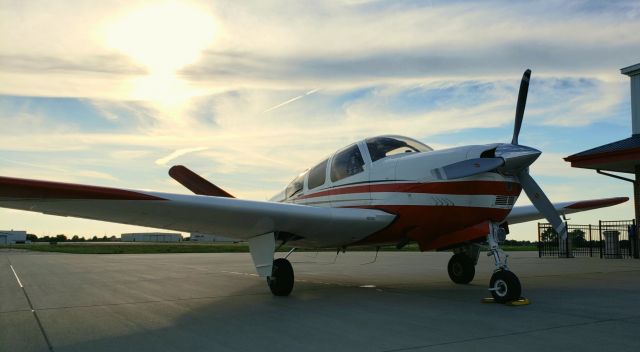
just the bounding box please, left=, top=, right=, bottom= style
left=565, top=197, right=629, bottom=210
left=168, top=165, right=187, bottom=177
left=0, top=175, right=165, bottom=200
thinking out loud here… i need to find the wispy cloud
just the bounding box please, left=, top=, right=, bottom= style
left=155, top=147, right=209, bottom=166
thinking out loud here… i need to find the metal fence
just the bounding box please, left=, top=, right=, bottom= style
left=538, top=220, right=638, bottom=259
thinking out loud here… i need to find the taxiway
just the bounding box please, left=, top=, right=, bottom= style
left=1, top=249, right=639, bottom=352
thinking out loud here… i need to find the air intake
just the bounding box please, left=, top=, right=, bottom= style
left=495, top=195, right=517, bottom=208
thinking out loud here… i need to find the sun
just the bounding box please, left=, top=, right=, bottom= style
left=102, top=1, right=217, bottom=105
left=105, top=1, right=217, bottom=74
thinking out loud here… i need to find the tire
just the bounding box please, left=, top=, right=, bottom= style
left=267, top=258, right=294, bottom=296
left=447, top=253, right=475, bottom=284
left=489, top=270, right=521, bottom=303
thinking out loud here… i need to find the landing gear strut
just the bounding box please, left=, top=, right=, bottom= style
left=487, top=223, right=521, bottom=303
left=267, top=258, right=294, bottom=296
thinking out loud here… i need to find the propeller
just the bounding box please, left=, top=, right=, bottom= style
left=428, top=69, right=567, bottom=240
left=507, top=69, right=567, bottom=240
left=517, top=171, right=567, bottom=239
left=511, top=69, right=531, bottom=145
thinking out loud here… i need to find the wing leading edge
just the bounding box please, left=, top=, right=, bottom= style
left=0, top=176, right=395, bottom=248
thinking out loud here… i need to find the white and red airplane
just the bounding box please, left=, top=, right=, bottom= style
left=0, top=70, right=627, bottom=302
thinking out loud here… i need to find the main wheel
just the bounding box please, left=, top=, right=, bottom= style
left=489, top=270, right=521, bottom=303
left=267, top=258, right=294, bottom=296
left=447, top=253, right=475, bottom=284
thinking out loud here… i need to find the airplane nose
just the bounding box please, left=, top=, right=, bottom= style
left=495, top=144, right=541, bottom=172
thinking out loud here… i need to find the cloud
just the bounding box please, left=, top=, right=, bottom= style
left=155, top=147, right=209, bottom=166
left=2, top=1, right=639, bottom=98
left=0, top=54, right=144, bottom=75
left=177, top=1, right=640, bottom=90
left=0, top=0, right=637, bottom=238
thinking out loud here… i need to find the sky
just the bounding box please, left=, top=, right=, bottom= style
left=1, top=0, right=639, bottom=241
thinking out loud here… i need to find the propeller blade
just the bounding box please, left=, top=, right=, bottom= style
left=431, top=158, right=504, bottom=180
left=517, top=170, right=567, bottom=240
left=511, top=69, right=531, bottom=145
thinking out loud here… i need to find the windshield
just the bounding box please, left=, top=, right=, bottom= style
left=366, top=136, right=432, bottom=162
left=285, top=171, right=306, bottom=198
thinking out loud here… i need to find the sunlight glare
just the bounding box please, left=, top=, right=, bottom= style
left=105, top=1, right=217, bottom=74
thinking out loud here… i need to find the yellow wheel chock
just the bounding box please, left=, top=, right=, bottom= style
left=481, top=297, right=531, bottom=306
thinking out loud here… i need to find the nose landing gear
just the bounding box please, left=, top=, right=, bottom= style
left=488, top=269, right=521, bottom=303
left=486, top=223, right=522, bottom=303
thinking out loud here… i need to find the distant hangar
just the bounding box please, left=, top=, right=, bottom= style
left=120, top=232, right=238, bottom=243
left=0, top=230, right=27, bottom=244
left=121, top=232, right=182, bottom=242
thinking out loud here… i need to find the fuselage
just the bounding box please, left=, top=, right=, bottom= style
left=274, top=135, right=522, bottom=249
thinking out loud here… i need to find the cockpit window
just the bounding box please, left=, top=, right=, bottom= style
left=366, top=136, right=432, bottom=162
left=330, top=145, right=365, bottom=182
left=285, top=172, right=306, bottom=199
left=308, top=159, right=328, bottom=190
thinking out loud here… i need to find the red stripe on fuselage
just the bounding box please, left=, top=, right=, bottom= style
left=0, top=176, right=166, bottom=200
left=298, top=180, right=520, bottom=200
left=353, top=204, right=510, bottom=249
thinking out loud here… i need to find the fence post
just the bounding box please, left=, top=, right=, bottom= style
left=589, top=224, right=593, bottom=258
left=537, top=222, right=542, bottom=258
left=632, top=222, right=639, bottom=259
left=599, top=220, right=603, bottom=259
left=565, top=221, right=571, bottom=258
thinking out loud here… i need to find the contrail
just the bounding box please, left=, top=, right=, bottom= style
left=263, top=89, right=319, bottom=113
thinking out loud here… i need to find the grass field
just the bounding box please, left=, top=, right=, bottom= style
left=0, top=242, right=538, bottom=254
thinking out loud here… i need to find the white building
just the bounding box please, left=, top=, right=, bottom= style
left=0, top=230, right=27, bottom=244
left=121, top=232, right=182, bottom=242
left=189, top=233, right=238, bottom=243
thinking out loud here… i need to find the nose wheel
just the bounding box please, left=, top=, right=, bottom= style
left=489, top=269, right=521, bottom=303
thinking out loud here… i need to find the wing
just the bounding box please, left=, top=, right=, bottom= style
left=0, top=176, right=395, bottom=248
left=505, top=197, right=628, bottom=225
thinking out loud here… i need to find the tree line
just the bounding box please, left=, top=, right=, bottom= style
left=27, top=234, right=118, bottom=242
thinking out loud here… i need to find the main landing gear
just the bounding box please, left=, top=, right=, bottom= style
left=447, top=244, right=479, bottom=284
left=447, top=223, right=522, bottom=303
left=247, top=232, right=296, bottom=297
left=267, top=258, right=294, bottom=296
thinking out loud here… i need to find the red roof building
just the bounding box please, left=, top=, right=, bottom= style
left=565, top=63, right=640, bottom=229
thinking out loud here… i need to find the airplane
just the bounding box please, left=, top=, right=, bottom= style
left=0, top=70, right=628, bottom=303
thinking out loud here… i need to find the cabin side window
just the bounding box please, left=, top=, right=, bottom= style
left=285, top=172, right=305, bottom=199
left=330, top=145, right=365, bottom=182
left=307, top=159, right=328, bottom=190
